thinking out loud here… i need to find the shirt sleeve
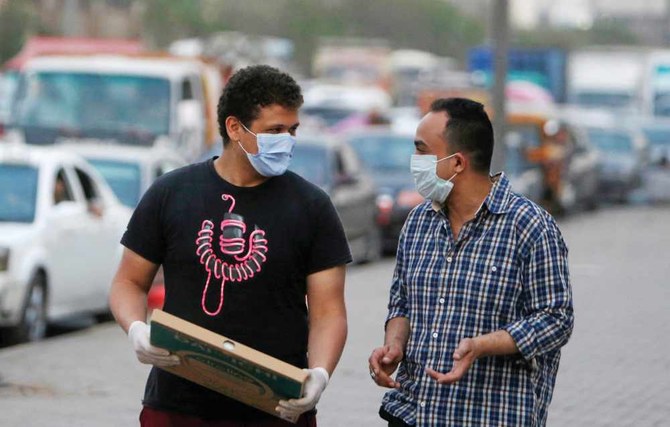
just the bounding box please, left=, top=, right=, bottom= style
left=120, top=181, right=167, bottom=265
left=306, top=196, right=352, bottom=274
left=504, top=220, right=574, bottom=361
left=386, top=220, right=409, bottom=326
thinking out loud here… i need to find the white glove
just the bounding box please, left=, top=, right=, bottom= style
left=276, top=367, right=329, bottom=420
left=128, top=320, right=180, bottom=367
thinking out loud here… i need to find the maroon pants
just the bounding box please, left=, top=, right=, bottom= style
left=139, top=406, right=317, bottom=427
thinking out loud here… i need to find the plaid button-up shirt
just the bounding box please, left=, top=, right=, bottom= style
left=382, top=173, right=574, bottom=426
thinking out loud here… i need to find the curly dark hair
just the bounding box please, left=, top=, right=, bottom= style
left=430, top=97, right=494, bottom=174
left=217, top=65, right=303, bottom=145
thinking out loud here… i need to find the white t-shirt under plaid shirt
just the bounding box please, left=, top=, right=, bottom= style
left=382, top=173, right=574, bottom=427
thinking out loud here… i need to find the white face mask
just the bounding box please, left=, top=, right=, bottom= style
left=239, top=123, right=296, bottom=177
left=410, top=153, right=458, bottom=204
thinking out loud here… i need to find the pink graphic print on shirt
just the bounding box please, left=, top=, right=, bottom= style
left=195, top=194, right=268, bottom=316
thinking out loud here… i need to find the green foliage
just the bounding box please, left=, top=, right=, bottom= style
left=0, top=1, right=35, bottom=64
left=139, top=0, right=486, bottom=71
left=514, top=18, right=639, bottom=50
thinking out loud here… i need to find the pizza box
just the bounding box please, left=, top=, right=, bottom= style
left=150, top=309, right=308, bottom=423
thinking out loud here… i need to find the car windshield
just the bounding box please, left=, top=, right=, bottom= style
left=87, top=158, right=141, bottom=207
left=0, top=71, right=18, bottom=122
left=302, top=106, right=359, bottom=127
left=574, top=91, right=633, bottom=109
left=587, top=129, right=634, bottom=153
left=12, top=71, right=170, bottom=144
left=0, top=164, right=38, bottom=222
left=347, top=134, right=413, bottom=171
left=642, top=126, right=670, bottom=147
left=290, top=144, right=330, bottom=188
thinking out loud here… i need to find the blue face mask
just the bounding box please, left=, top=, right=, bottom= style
left=239, top=123, right=296, bottom=177
left=410, top=153, right=458, bottom=204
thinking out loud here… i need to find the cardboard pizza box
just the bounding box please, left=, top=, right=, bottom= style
left=150, top=309, right=308, bottom=423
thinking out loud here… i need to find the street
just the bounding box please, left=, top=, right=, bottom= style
left=0, top=205, right=669, bottom=426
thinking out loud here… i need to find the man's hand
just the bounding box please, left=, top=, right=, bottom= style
left=128, top=321, right=180, bottom=367
left=426, top=337, right=478, bottom=385
left=276, top=367, right=329, bottom=420
left=368, top=343, right=403, bottom=388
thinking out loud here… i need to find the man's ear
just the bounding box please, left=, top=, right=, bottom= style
left=225, top=116, right=242, bottom=143
left=453, top=152, right=468, bottom=174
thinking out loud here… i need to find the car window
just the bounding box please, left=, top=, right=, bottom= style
left=86, top=159, right=141, bottom=207
left=74, top=167, right=102, bottom=204
left=181, top=78, right=193, bottom=101
left=348, top=134, right=414, bottom=171
left=0, top=164, right=38, bottom=222
left=12, top=72, right=171, bottom=141
left=53, top=168, right=75, bottom=205
left=587, top=129, right=634, bottom=153
left=290, top=145, right=331, bottom=188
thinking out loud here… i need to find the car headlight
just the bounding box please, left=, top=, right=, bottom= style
left=0, top=247, right=9, bottom=272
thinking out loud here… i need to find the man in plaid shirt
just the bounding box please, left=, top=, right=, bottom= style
left=368, top=98, right=574, bottom=426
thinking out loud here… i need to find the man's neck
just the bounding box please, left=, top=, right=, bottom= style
left=445, top=173, right=493, bottom=224
left=213, top=146, right=268, bottom=187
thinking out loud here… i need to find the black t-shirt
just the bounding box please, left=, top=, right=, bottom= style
left=121, top=158, right=352, bottom=420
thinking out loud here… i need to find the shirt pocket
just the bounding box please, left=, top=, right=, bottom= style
left=469, top=257, right=521, bottom=321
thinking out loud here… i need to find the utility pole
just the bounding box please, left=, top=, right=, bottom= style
left=61, top=0, right=81, bottom=37
left=490, top=0, right=509, bottom=174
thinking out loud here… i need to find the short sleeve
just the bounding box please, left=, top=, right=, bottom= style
left=120, top=181, right=167, bottom=265
left=306, top=196, right=352, bottom=274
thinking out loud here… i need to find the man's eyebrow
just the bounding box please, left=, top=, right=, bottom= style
left=414, top=140, right=427, bottom=149
left=267, top=122, right=300, bottom=129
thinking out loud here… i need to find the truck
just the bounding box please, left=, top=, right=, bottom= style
left=7, top=53, right=223, bottom=162
left=467, top=45, right=568, bottom=103
left=566, top=46, right=648, bottom=112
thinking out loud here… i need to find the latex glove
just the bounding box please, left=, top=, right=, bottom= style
left=128, top=320, right=180, bottom=367
left=276, top=367, right=329, bottom=419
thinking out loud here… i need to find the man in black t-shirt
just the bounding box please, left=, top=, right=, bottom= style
left=109, top=65, right=351, bottom=426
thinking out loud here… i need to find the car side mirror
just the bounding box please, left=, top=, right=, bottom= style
left=177, top=99, right=203, bottom=129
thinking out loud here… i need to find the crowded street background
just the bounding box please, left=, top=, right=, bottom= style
left=0, top=1, right=669, bottom=426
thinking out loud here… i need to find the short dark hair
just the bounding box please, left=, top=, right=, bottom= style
left=430, top=97, right=493, bottom=174
left=217, top=65, right=303, bottom=145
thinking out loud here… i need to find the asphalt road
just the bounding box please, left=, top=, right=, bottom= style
left=0, top=205, right=668, bottom=426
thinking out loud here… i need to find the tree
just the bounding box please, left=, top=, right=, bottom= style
left=0, top=1, right=35, bottom=64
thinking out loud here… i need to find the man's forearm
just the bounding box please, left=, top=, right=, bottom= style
left=109, top=279, right=149, bottom=333
left=384, top=316, right=410, bottom=351
left=308, top=312, right=347, bottom=375
left=472, top=330, right=519, bottom=359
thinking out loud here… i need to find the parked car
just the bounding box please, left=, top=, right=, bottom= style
left=57, top=143, right=188, bottom=313
left=583, top=127, right=646, bottom=202
left=344, top=128, right=422, bottom=253
left=638, top=118, right=670, bottom=202
left=57, top=143, right=187, bottom=208
left=0, top=144, right=132, bottom=343
left=561, top=125, right=601, bottom=211
left=289, top=135, right=381, bottom=263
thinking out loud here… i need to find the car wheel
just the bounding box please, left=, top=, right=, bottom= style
left=10, top=273, right=48, bottom=344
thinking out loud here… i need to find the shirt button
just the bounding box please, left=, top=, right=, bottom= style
left=446, top=256, right=453, bottom=263
left=420, top=401, right=426, bottom=408
left=432, top=332, right=438, bottom=338
left=439, top=298, right=445, bottom=304
left=492, top=266, right=498, bottom=272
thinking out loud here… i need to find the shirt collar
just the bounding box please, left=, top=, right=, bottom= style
left=426, top=172, right=513, bottom=215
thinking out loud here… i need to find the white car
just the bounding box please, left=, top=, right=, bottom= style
left=0, top=144, right=132, bottom=343
left=57, top=143, right=188, bottom=207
